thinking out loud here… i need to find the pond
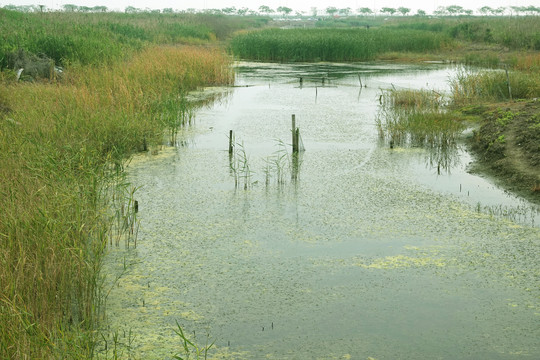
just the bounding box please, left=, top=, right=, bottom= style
left=99, top=62, right=540, bottom=359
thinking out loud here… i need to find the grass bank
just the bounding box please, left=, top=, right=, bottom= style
left=0, top=38, right=233, bottom=358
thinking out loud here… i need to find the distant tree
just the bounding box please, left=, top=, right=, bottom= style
left=525, top=6, right=540, bottom=15
left=493, top=6, right=506, bottom=15
left=259, top=5, right=273, bottom=15
left=162, top=8, right=173, bottom=13
left=237, top=7, right=249, bottom=16
left=125, top=6, right=140, bottom=13
left=381, top=7, right=397, bottom=16
left=510, top=6, right=521, bottom=15
left=277, top=6, right=292, bottom=17
left=397, top=7, right=410, bottom=16
left=62, top=4, right=77, bottom=12
left=358, top=7, right=373, bottom=16
left=479, top=6, right=493, bottom=16
left=326, top=7, right=338, bottom=16
left=434, top=6, right=448, bottom=16
left=416, top=9, right=426, bottom=17
left=446, top=5, right=465, bottom=16
left=92, top=6, right=107, bottom=12
left=339, top=7, right=351, bottom=16
left=311, top=7, right=318, bottom=17
left=221, top=7, right=236, bottom=15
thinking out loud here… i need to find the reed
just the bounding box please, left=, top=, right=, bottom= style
left=394, top=16, right=540, bottom=51
left=376, top=89, right=465, bottom=164
left=229, top=141, right=253, bottom=190
left=0, top=44, right=233, bottom=358
left=450, top=67, right=540, bottom=105
left=229, top=28, right=452, bottom=62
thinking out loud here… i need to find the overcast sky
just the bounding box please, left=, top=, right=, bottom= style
left=1, top=0, right=535, bottom=13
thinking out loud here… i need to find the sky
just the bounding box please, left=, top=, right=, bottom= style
left=0, top=0, right=535, bottom=14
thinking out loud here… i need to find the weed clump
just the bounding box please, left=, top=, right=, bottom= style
left=450, top=67, right=540, bottom=104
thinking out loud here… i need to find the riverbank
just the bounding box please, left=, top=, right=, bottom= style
left=463, top=100, right=540, bottom=204
left=0, top=45, right=233, bottom=358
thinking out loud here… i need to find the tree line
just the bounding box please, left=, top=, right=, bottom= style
left=2, top=3, right=540, bottom=17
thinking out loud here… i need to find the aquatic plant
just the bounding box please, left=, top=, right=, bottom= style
left=263, top=139, right=302, bottom=186
left=450, top=67, right=540, bottom=104
left=376, top=88, right=465, bottom=173
left=229, top=28, right=452, bottom=62
left=229, top=141, right=254, bottom=190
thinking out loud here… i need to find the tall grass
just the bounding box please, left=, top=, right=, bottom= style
left=394, top=16, right=540, bottom=51
left=450, top=67, right=540, bottom=105
left=0, top=9, right=267, bottom=71
left=0, top=45, right=233, bottom=359
left=229, top=28, right=453, bottom=62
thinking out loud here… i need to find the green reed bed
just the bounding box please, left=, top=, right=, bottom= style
left=0, top=45, right=233, bottom=359
left=377, top=89, right=464, bottom=147
left=394, top=16, right=540, bottom=51
left=230, top=27, right=453, bottom=62
left=450, top=67, right=540, bottom=105
left=376, top=88, right=465, bottom=173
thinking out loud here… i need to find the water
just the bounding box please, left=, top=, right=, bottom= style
left=100, top=62, right=540, bottom=359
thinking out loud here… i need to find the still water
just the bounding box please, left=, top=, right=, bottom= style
left=100, top=62, right=540, bottom=359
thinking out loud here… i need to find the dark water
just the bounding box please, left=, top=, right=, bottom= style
left=99, top=62, right=540, bottom=359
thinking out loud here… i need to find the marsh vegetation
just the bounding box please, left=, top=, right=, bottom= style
left=1, top=6, right=539, bottom=359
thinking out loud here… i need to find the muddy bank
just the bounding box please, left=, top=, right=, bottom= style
left=465, top=100, right=540, bottom=204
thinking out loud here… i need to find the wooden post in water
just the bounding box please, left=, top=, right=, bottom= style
left=292, top=115, right=298, bottom=153
left=229, top=130, right=234, bottom=155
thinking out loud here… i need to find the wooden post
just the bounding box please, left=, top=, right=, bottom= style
left=229, top=130, right=234, bottom=155
left=358, top=74, right=363, bottom=88
left=292, top=115, right=298, bottom=153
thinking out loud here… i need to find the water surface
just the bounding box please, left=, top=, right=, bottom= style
left=100, top=62, right=540, bottom=359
